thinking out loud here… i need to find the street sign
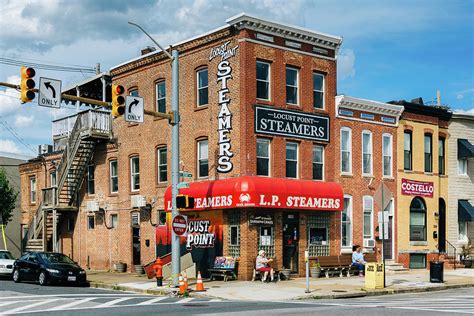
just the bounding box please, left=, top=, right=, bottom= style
left=125, top=95, right=144, bottom=123
left=179, top=171, right=193, bottom=178
left=38, top=77, right=61, bottom=108
left=172, top=215, right=187, bottom=236
left=374, top=182, right=392, bottom=211
left=177, top=182, right=190, bottom=189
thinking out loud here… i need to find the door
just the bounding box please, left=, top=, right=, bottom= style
left=132, top=227, right=141, bottom=265
left=282, top=213, right=299, bottom=273
left=383, top=216, right=393, bottom=260
left=438, top=198, right=446, bottom=253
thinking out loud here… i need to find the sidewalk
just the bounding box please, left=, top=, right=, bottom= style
left=87, top=269, right=474, bottom=301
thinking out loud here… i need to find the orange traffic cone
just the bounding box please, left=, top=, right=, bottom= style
left=178, top=274, right=186, bottom=295
left=195, top=271, right=205, bottom=292
left=183, top=272, right=188, bottom=291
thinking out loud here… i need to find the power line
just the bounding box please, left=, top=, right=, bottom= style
left=0, top=119, right=37, bottom=154
left=0, top=57, right=96, bottom=73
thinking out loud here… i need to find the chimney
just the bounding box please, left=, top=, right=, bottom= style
left=141, top=46, right=156, bottom=55
left=410, top=97, right=424, bottom=105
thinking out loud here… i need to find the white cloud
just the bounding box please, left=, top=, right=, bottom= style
left=454, top=108, right=474, bottom=115
left=15, top=115, right=34, bottom=127
left=455, top=88, right=474, bottom=101
left=0, top=139, right=23, bottom=155
left=0, top=75, right=21, bottom=116
left=338, top=49, right=356, bottom=80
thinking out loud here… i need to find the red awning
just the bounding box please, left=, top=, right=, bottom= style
left=164, top=176, right=343, bottom=212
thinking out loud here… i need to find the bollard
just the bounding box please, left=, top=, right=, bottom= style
left=305, top=250, right=310, bottom=293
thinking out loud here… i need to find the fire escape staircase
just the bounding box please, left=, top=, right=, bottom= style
left=22, top=110, right=112, bottom=252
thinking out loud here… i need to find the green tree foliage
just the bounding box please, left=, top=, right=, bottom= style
left=0, top=168, right=18, bottom=225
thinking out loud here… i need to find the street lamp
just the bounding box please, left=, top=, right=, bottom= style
left=128, top=22, right=181, bottom=287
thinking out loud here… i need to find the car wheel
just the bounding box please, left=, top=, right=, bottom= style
left=12, top=269, right=21, bottom=283
left=38, top=271, right=48, bottom=286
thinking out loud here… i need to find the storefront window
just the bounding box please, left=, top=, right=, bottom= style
left=307, top=213, right=330, bottom=256
left=410, top=197, right=426, bottom=241
left=228, top=211, right=240, bottom=258
left=258, top=226, right=275, bottom=257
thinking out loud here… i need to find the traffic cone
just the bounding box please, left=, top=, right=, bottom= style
left=195, top=271, right=205, bottom=292
left=183, top=271, right=188, bottom=291
left=178, top=274, right=186, bottom=295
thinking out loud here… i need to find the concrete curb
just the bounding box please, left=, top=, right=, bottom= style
left=89, top=281, right=172, bottom=296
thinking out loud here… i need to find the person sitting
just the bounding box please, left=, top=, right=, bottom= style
left=352, top=245, right=366, bottom=277
left=256, top=250, right=274, bottom=282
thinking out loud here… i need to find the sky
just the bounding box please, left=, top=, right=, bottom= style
left=0, top=0, right=473, bottom=158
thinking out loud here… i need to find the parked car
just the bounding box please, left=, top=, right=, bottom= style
left=12, top=252, right=87, bottom=286
left=0, top=250, right=15, bottom=277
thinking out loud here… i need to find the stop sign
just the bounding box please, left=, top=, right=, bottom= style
left=172, top=215, right=187, bottom=236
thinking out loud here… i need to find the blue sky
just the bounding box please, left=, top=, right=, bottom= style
left=0, top=0, right=473, bottom=158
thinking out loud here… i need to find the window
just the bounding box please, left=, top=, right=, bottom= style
left=230, top=226, right=239, bottom=246
left=258, top=226, right=274, bottom=257
left=341, top=195, right=352, bottom=248
left=130, top=156, right=140, bottom=191
left=285, top=66, right=299, bottom=105
left=30, top=176, right=36, bottom=204
left=363, top=196, right=374, bottom=240
left=438, top=138, right=445, bottom=175
left=340, top=128, right=352, bottom=174
left=129, top=89, right=139, bottom=97
left=313, top=73, right=324, bottom=109
left=197, top=68, right=208, bottom=106
left=110, top=214, right=118, bottom=229
left=312, top=145, right=324, bottom=180
left=424, top=134, right=432, bottom=173
left=197, top=139, right=208, bottom=178
left=286, top=142, right=298, bottom=178
left=383, top=134, right=393, bottom=177
left=110, top=160, right=118, bottom=193
left=458, top=221, right=468, bottom=241
left=256, top=61, right=270, bottom=100
left=362, top=131, right=373, bottom=175
left=156, top=81, right=166, bottom=113
left=228, top=211, right=240, bottom=258
left=87, top=216, right=95, bottom=230
left=67, top=218, right=74, bottom=232
left=404, top=131, right=412, bottom=170
left=50, top=172, right=57, bottom=187
left=158, top=210, right=167, bottom=226
left=410, top=197, right=426, bottom=241
left=410, top=254, right=426, bottom=269
left=256, top=138, right=270, bottom=176
left=458, top=159, right=468, bottom=175
left=87, top=165, right=95, bottom=195
left=157, top=147, right=167, bottom=183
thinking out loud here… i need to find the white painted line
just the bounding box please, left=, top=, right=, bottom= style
left=48, top=298, right=96, bottom=311
left=392, top=307, right=474, bottom=314
left=178, top=298, right=194, bottom=303
left=0, top=301, right=21, bottom=307
left=2, top=299, right=58, bottom=314
left=136, top=297, right=168, bottom=305
left=0, top=293, right=146, bottom=300
left=95, top=297, right=134, bottom=308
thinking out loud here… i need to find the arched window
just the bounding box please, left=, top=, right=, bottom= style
left=410, top=197, right=426, bottom=241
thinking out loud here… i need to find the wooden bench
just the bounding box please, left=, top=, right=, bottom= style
left=208, top=256, right=238, bottom=282
left=339, top=253, right=377, bottom=277
left=317, top=255, right=345, bottom=278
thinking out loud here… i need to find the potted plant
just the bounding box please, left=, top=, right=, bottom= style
left=460, top=244, right=472, bottom=268
left=310, top=260, right=321, bottom=278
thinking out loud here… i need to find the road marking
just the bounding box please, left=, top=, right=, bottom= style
left=94, top=297, right=134, bottom=308
left=2, top=299, right=58, bottom=314
left=392, top=306, right=474, bottom=314
left=179, top=298, right=194, bottom=303
left=136, top=296, right=168, bottom=305
left=48, top=298, right=96, bottom=311
left=0, top=293, right=147, bottom=300
left=0, top=301, right=21, bottom=307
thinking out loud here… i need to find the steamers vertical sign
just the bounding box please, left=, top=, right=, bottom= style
left=209, top=41, right=239, bottom=173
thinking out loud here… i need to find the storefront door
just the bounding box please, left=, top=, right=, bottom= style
left=383, top=216, right=393, bottom=260
left=132, top=227, right=141, bottom=265
left=283, top=213, right=299, bottom=273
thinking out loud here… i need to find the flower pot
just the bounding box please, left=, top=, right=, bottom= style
left=134, top=264, right=145, bottom=275
left=116, top=262, right=127, bottom=273
left=310, top=267, right=321, bottom=278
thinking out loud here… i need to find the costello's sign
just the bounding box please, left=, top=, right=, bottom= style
left=255, top=106, right=329, bottom=142
left=401, top=178, right=434, bottom=198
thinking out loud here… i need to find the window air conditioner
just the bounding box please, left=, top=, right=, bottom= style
left=364, top=239, right=376, bottom=248
left=131, top=195, right=146, bottom=208
left=87, top=200, right=99, bottom=212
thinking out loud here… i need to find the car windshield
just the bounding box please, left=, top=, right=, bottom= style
left=0, top=251, right=14, bottom=260
left=40, top=253, right=75, bottom=264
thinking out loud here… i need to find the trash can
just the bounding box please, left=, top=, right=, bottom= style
left=365, top=263, right=384, bottom=289
left=430, top=261, right=444, bottom=283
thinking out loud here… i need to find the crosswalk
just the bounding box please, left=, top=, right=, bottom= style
left=0, top=293, right=223, bottom=315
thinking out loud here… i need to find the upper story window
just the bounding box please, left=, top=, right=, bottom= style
left=312, top=145, right=324, bottom=180
left=256, top=61, right=270, bottom=100
left=313, top=73, right=325, bottom=109
left=256, top=138, right=270, bottom=176
left=382, top=133, right=393, bottom=177
left=404, top=131, right=412, bottom=171
left=110, top=160, right=118, bottom=194
left=438, top=137, right=445, bottom=175
left=363, top=196, right=374, bottom=240
left=197, top=139, right=209, bottom=178
left=156, top=80, right=166, bottom=113
left=286, top=142, right=298, bottom=178
left=50, top=171, right=57, bottom=187
left=197, top=68, right=208, bottom=107
left=110, top=214, right=118, bottom=229
left=129, top=89, right=139, bottom=97
left=424, top=134, right=432, bottom=173
left=130, top=156, right=140, bottom=192
left=458, top=159, right=468, bottom=175
left=30, top=176, right=36, bottom=204
left=362, top=131, right=373, bottom=175
left=157, top=147, right=167, bottom=183
left=285, top=66, right=299, bottom=105
left=340, top=127, right=352, bottom=174
left=87, top=165, right=95, bottom=195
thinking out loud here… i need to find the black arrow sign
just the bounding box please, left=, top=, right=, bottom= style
left=44, top=82, right=56, bottom=98
left=129, top=98, right=140, bottom=112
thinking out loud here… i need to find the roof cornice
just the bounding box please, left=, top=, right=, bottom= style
left=336, top=95, right=404, bottom=117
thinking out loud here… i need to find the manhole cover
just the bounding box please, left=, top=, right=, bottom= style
left=183, top=303, right=209, bottom=307
left=332, top=290, right=347, bottom=293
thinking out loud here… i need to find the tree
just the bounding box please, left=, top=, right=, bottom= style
left=0, top=168, right=18, bottom=226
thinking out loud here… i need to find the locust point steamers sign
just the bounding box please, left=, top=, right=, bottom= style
left=209, top=41, right=239, bottom=173
left=255, top=106, right=330, bottom=142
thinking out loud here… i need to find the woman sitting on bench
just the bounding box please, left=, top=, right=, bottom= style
left=256, top=250, right=274, bottom=282
left=352, top=245, right=366, bottom=277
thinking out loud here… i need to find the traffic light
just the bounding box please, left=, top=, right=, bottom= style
left=20, top=66, right=36, bottom=103
left=111, top=84, right=125, bottom=117
left=176, top=195, right=195, bottom=209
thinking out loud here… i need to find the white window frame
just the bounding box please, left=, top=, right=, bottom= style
left=197, top=139, right=209, bottom=178
left=110, top=214, right=118, bottom=229
left=157, top=147, right=167, bottom=183
left=196, top=68, right=208, bottom=107
left=110, top=160, right=118, bottom=194
left=50, top=171, right=57, bottom=187
left=458, top=221, right=468, bottom=242
left=340, top=127, right=352, bottom=174
left=30, top=176, right=36, bottom=204
left=382, top=133, right=393, bottom=177
left=256, top=138, right=271, bottom=176
left=312, top=144, right=324, bottom=181
left=362, top=130, right=373, bottom=176
left=458, top=159, right=468, bottom=175
left=313, top=72, right=325, bottom=109
left=156, top=80, right=166, bottom=113
left=363, top=196, right=374, bottom=240
left=130, top=156, right=140, bottom=192
left=341, top=195, right=353, bottom=249
left=286, top=142, right=299, bottom=179
left=285, top=66, right=299, bottom=105
left=256, top=61, right=271, bottom=101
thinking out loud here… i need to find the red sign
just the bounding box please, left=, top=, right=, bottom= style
left=172, top=215, right=187, bottom=236
left=401, top=178, right=434, bottom=198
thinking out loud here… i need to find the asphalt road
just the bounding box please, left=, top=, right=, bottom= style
left=0, top=277, right=472, bottom=315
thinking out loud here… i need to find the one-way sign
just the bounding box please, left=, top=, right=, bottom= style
left=38, top=77, right=61, bottom=108
left=125, top=95, right=144, bottom=123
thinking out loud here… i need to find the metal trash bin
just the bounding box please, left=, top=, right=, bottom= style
left=430, top=261, right=444, bottom=283
left=365, top=263, right=384, bottom=289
